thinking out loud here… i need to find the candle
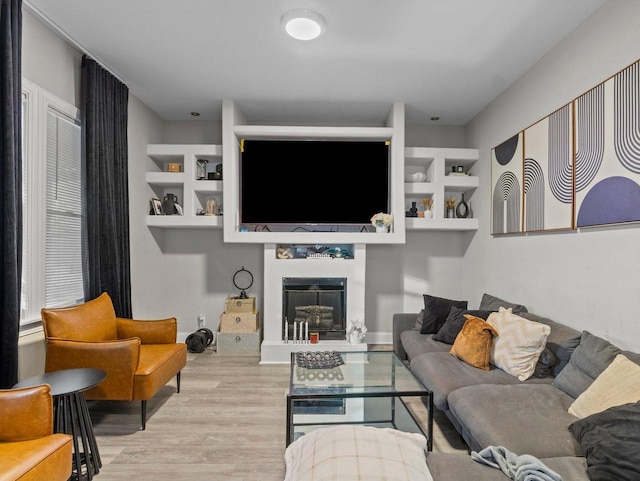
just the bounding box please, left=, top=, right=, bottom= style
left=293, top=321, right=297, bottom=343
left=284, top=320, right=288, bottom=343
left=305, top=320, right=309, bottom=342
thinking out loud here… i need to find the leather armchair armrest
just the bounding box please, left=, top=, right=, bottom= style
left=45, top=338, right=140, bottom=400
left=116, top=317, right=177, bottom=344
left=0, top=384, right=54, bottom=441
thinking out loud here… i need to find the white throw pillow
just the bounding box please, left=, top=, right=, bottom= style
left=486, top=307, right=551, bottom=381
left=284, top=425, right=433, bottom=481
left=569, top=354, right=640, bottom=419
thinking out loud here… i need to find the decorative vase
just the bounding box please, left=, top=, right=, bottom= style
left=376, top=225, right=387, bottom=233
left=409, top=201, right=418, bottom=217
left=446, top=207, right=455, bottom=219
left=349, top=332, right=364, bottom=344
left=456, top=193, right=469, bottom=218
left=424, top=209, right=433, bottom=219
left=162, top=193, right=179, bottom=215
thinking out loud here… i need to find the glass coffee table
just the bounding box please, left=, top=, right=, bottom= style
left=286, top=351, right=433, bottom=450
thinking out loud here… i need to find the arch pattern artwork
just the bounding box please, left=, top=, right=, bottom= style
left=524, top=158, right=544, bottom=231
left=575, top=59, right=640, bottom=227
left=575, top=84, right=605, bottom=193
left=491, top=133, right=523, bottom=234
left=614, top=60, right=640, bottom=174
left=492, top=171, right=521, bottom=234
left=522, top=104, right=573, bottom=232
left=494, top=57, right=640, bottom=235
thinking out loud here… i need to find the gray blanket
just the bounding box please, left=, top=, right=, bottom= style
left=471, top=445, right=563, bottom=481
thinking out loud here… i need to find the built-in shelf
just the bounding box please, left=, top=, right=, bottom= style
left=145, top=104, right=481, bottom=235
left=146, top=144, right=223, bottom=228
left=404, top=147, right=479, bottom=231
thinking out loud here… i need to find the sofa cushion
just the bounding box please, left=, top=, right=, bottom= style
left=284, top=425, right=433, bottom=481
left=552, top=331, right=621, bottom=399
left=568, top=354, right=640, bottom=418
left=569, top=401, right=640, bottom=481
left=486, top=308, right=551, bottom=381
left=449, top=315, right=498, bottom=370
left=478, top=293, right=528, bottom=314
left=420, top=294, right=468, bottom=334
left=447, top=384, right=581, bottom=458
left=426, top=453, right=589, bottom=481
left=400, top=331, right=451, bottom=360
left=520, top=312, right=581, bottom=376
left=409, top=352, right=528, bottom=412
left=433, top=308, right=495, bottom=344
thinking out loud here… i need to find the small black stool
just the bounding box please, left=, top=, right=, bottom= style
left=15, top=368, right=106, bottom=481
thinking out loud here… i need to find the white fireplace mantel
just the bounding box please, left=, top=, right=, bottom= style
left=261, top=243, right=368, bottom=363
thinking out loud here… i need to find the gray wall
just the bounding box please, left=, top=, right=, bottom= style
left=464, top=0, right=640, bottom=351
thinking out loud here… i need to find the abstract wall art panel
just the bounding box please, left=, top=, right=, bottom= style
left=523, top=104, right=574, bottom=232
left=491, top=133, right=523, bottom=234
left=575, top=59, right=640, bottom=228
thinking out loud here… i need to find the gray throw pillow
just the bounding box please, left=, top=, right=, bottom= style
left=478, top=293, right=528, bottom=314
left=520, top=311, right=581, bottom=376
left=433, top=307, right=495, bottom=345
left=552, top=331, right=621, bottom=399
left=419, top=295, right=468, bottom=334
left=569, top=401, right=640, bottom=481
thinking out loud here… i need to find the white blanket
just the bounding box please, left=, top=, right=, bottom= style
left=471, top=445, right=563, bottom=481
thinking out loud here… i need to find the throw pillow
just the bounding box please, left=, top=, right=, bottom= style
left=553, top=331, right=621, bottom=399
left=568, top=354, right=640, bottom=419
left=419, top=294, right=468, bottom=334
left=569, top=401, right=640, bottom=481
left=449, top=315, right=498, bottom=371
left=486, top=307, right=551, bottom=381
left=533, top=347, right=557, bottom=378
left=433, top=307, right=495, bottom=344
left=414, top=309, right=425, bottom=331
left=478, top=293, right=528, bottom=314
left=283, top=425, right=432, bottom=481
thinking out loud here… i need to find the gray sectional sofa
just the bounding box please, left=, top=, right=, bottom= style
left=393, top=293, right=640, bottom=481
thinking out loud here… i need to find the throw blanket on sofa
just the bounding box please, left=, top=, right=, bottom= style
left=471, top=446, right=563, bottom=481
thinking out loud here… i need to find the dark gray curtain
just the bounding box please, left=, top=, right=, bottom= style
left=0, top=0, right=21, bottom=388
left=81, top=55, right=132, bottom=318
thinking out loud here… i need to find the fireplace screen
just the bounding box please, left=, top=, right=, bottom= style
left=283, top=278, right=346, bottom=340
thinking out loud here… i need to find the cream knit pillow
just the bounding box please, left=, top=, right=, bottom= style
left=486, top=307, right=550, bottom=381
left=569, top=354, right=640, bottom=419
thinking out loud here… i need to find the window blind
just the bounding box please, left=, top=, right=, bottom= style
left=45, top=109, right=84, bottom=307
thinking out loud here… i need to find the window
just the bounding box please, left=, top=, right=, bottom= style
left=21, top=79, right=84, bottom=325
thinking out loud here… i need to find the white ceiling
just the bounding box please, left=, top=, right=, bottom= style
left=25, top=0, right=607, bottom=126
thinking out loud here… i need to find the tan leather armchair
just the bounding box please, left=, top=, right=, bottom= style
left=41, top=292, right=187, bottom=430
left=0, top=384, right=72, bottom=481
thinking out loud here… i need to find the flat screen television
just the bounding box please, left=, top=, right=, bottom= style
left=240, top=139, right=390, bottom=226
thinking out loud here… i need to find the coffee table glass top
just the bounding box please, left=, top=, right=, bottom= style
left=290, top=351, right=428, bottom=397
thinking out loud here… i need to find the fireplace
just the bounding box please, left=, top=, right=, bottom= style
left=283, top=277, right=346, bottom=340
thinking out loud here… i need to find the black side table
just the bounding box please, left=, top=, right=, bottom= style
left=15, top=368, right=106, bottom=481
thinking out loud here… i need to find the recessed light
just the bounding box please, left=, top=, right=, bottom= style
left=430, top=116, right=440, bottom=121
left=191, top=112, right=200, bottom=117
left=281, top=9, right=326, bottom=41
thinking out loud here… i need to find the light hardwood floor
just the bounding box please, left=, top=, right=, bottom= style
left=89, top=347, right=468, bottom=481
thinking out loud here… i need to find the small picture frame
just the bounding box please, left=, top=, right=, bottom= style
left=150, top=198, right=163, bottom=215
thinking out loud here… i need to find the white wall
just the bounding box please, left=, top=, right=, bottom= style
left=464, top=0, right=640, bottom=351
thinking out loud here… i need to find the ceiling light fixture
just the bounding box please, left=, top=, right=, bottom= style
left=281, top=9, right=326, bottom=41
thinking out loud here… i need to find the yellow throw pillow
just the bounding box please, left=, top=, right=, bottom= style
left=486, top=307, right=551, bottom=381
left=569, top=354, right=640, bottom=419
left=450, top=315, right=498, bottom=371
